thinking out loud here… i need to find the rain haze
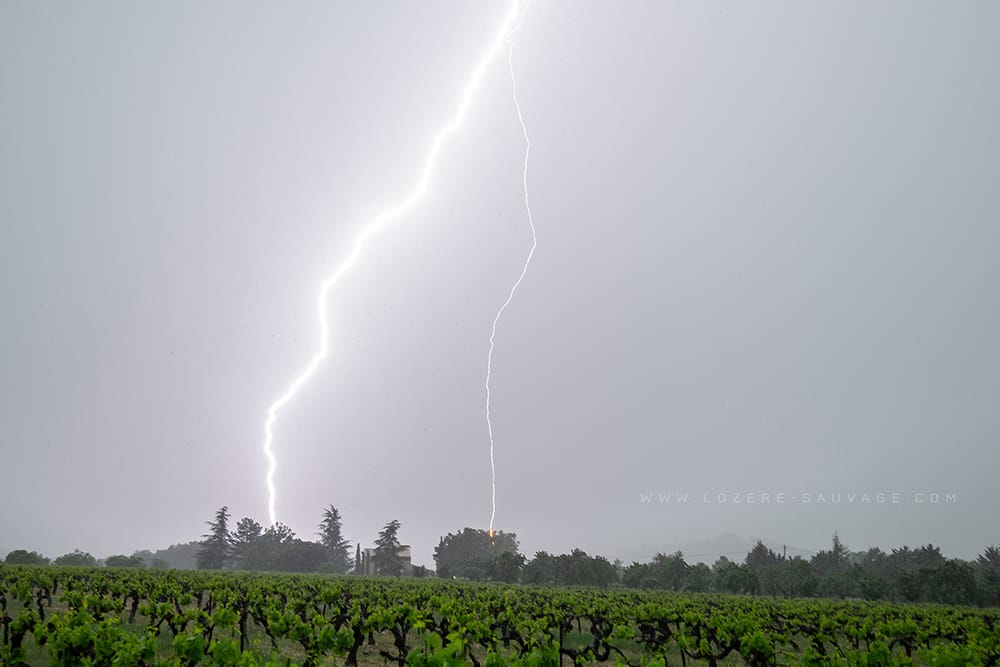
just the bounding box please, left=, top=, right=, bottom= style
left=2, top=1, right=998, bottom=568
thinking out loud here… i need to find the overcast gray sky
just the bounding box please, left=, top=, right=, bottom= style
left=2, top=1, right=998, bottom=567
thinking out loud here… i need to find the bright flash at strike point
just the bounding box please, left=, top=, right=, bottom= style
left=262, top=1, right=530, bottom=526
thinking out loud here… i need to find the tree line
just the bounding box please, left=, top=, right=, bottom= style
left=195, top=505, right=419, bottom=576
left=3, top=549, right=145, bottom=568
left=6, top=514, right=999, bottom=607
left=618, top=536, right=1000, bottom=606
left=431, top=531, right=1000, bottom=607
left=3, top=504, right=416, bottom=576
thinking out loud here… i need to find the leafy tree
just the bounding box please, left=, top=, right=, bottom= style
left=522, top=551, right=557, bottom=585
left=486, top=551, right=527, bottom=583
left=810, top=533, right=850, bottom=577
left=196, top=505, right=234, bottom=570
left=4, top=550, right=50, bottom=566
left=857, top=547, right=891, bottom=578
left=231, top=517, right=262, bottom=568
left=745, top=541, right=784, bottom=595
left=779, top=557, right=818, bottom=598
left=318, top=505, right=352, bottom=573
left=282, top=539, right=328, bottom=573
left=684, top=562, right=713, bottom=592
left=912, top=544, right=946, bottom=569
left=888, top=544, right=946, bottom=573
left=54, top=549, right=97, bottom=567
left=818, top=565, right=860, bottom=599
left=355, top=544, right=362, bottom=574
left=712, top=556, right=758, bottom=594
left=105, top=554, right=145, bottom=568
left=857, top=570, right=890, bottom=601
left=373, top=520, right=404, bottom=576
left=523, top=549, right=616, bottom=587
left=648, top=551, right=689, bottom=590
left=557, top=549, right=597, bottom=586
left=589, top=555, right=619, bottom=588
left=232, top=517, right=262, bottom=545
left=887, top=544, right=948, bottom=602
left=745, top=541, right=781, bottom=569
left=622, top=561, right=654, bottom=589
left=894, top=569, right=923, bottom=602
left=919, top=560, right=979, bottom=605
left=976, top=546, right=1000, bottom=607
left=433, top=528, right=520, bottom=580
left=233, top=521, right=331, bottom=573
left=266, top=522, right=295, bottom=542
left=243, top=523, right=295, bottom=571
left=811, top=534, right=857, bottom=598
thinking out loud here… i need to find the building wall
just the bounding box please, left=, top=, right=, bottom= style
left=361, top=546, right=412, bottom=575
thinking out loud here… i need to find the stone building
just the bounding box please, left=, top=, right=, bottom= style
left=360, top=545, right=412, bottom=575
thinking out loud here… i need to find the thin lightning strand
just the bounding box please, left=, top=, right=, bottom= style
left=263, top=1, right=528, bottom=526
left=487, top=5, right=536, bottom=536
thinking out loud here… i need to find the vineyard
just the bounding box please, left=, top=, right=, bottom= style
left=1, top=565, right=997, bottom=667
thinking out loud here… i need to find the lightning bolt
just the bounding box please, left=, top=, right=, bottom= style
left=262, top=1, right=529, bottom=526
left=487, top=5, right=536, bottom=535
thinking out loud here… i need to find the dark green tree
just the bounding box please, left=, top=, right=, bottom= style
left=243, top=523, right=295, bottom=571
left=523, top=549, right=616, bottom=587
left=589, top=555, right=619, bottom=588
left=318, top=505, right=352, bottom=573
left=4, top=550, right=50, bottom=566
left=196, top=506, right=234, bottom=570
left=857, top=569, right=890, bottom=601
left=373, top=519, right=404, bottom=576
left=976, top=546, right=1000, bottom=607
left=918, top=560, right=979, bottom=605
left=913, top=544, right=946, bottom=569
left=238, top=521, right=328, bottom=573
left=745, top=541, right=781, bottom=569
left=887, top=544, right=945, bottom=575
left=684, top=562, right=713, bottom=592
left=282, top=539, right=328, bottom=573
left=745, top=541, right=784, bottom=595
left=54, top=550, right=97, bottom=567
left=811, top=533, right=850, bottom=577
left=433, top=528, right=520, bottom=579
left=622, top=561, right=656, bottom=589
left=857, top=547, right=891, bottom=578
left=486, top=551, right=527, bottom=583
left=648, top=551, right=689, bottom=590
left=522, top=551, right=557, bottom=584
left=105, top=554, right=145, bottom=568
left=712, top=556, right=759, bottom=594
left=355, top=544, right=362, bottom=573
left=779, top=557, right=819, bottom=597
left=556, top=549, right=596, bottom=586
left=811, top=534, right=857, bottom=598
left=231, top=517, right=263, bottom=568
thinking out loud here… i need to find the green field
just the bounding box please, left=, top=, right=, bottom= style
left=1, top=565, right=997, bottom=666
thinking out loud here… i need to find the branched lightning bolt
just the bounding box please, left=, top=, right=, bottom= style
left=263, top=1, right=529, bottom=526
left=487, top=4, right=536, bottom=536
